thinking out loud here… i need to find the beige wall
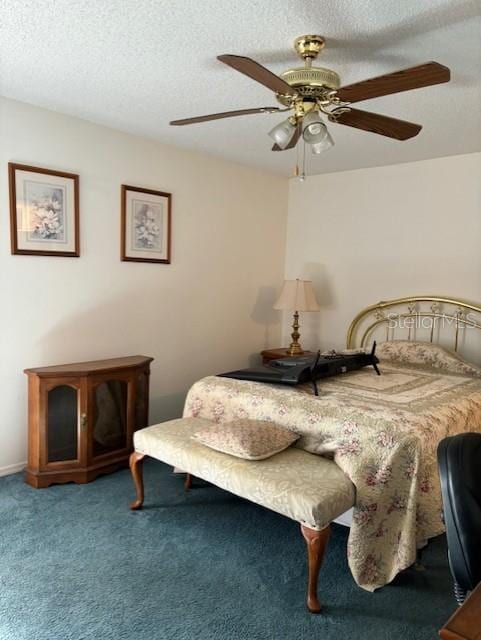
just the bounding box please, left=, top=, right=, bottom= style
left=0, top=97, right=288, bottom=472
left=285, top=153, right=481, bottom=351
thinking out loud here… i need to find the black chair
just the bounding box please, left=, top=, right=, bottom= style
left=437, top=432, right=481, bottom=604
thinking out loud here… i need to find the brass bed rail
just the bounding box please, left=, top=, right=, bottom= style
left=346, top=296, right=481, bottom=353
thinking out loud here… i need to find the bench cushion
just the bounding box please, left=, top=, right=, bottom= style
left=134, top=418, right=355, bottom=530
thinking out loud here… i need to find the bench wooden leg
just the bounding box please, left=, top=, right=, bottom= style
left=301, top=523, right=331, bottom=613
left=184, top=473, right=193, bottom=491
left=129, top=451, right=145, bottom=510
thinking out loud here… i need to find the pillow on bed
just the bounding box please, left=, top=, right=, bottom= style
left=376, top=340, right=481, bottom=377
left=191, top=419, right=299, bottom=460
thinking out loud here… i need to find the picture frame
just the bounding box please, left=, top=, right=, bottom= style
left=9, top=162, right=80, bottom=257
left=121, top=184, right=171, bottom=264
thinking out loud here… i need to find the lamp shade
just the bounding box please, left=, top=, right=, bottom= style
left=311, top=130, right=334, bottom=154
left=268, top=118, right=296, bottom=149
left=273, top=279, right=320, bottom=312
left=302, top=111, right=328, bottom=145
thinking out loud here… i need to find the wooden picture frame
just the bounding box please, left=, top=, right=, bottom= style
left=9, top=163, right=79, bottom=257
left=121, top=184, right=171, bottom=264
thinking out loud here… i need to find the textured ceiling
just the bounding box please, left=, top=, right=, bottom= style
left=1, top=0, right=480, bottom=176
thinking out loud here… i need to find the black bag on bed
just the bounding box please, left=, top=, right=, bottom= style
left=219, top=342, right=380, bottom=396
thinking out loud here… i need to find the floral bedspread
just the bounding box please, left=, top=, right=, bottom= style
left=183, top=341, right=481, bottom=591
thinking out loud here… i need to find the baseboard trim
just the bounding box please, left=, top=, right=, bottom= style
left=0, top=462, right=26, bottom=477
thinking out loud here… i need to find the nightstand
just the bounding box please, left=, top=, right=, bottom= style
left=261, top=348, right=316, bottom=365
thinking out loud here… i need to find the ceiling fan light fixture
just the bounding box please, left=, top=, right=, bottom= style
left=268, top=118, right=296, bottom=149
left=302, top=110, right=334, bottom=153
left=302, top=111, right=327, bottom=143
left=311, top=130, right=334, bottom=154
left=170, top=40, right=450, bottom=153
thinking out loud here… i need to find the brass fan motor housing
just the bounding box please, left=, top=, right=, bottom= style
left=276, top=35, right=341, bottom=106
left=276, top=66, right=341, bottom=105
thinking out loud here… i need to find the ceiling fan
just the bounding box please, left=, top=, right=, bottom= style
left=170, top=35, right=450, bottom=154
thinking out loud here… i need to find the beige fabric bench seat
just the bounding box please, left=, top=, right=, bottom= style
left=134, top=417, right=355, bottom=530
left=129, top=417, right=356, bottom=613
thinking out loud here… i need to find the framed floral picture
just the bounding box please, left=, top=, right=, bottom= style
left=121, top=185, right=171, bottom=264
left=9, top=163, right=79, bottom=257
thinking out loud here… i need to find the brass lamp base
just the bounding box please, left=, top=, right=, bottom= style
left=286, top=311, right=304, bottom=356
left=286, top=344, right=304, bottom=356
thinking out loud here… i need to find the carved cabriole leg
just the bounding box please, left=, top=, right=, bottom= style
left=129, top=451, right=145, bottom=510
left=301, top=523, right=331, bottom=614
left=184, top=473, right=193, bottom=491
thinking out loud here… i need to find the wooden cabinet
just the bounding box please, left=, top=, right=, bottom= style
left=24, top=355, right=153, bottom=488
left=439, top=582, right=481, bottom=640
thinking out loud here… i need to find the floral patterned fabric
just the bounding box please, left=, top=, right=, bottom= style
left=191, top=419, right=299, bottom=460
left=134, top=418, right=355, bottom=530
left=183, top=343, right=481, bottom=591
left=377, top=340, right=481, bottom=376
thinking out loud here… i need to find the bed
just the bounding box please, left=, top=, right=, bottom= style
left=183, top=296, right=481, bottom=591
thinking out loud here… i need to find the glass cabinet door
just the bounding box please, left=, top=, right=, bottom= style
left=92, top=380, right=128, bottom=457
left=47, top=385, right=79, bottom=463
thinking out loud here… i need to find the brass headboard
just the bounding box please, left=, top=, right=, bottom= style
left=347, top=296, right=481, bottom=356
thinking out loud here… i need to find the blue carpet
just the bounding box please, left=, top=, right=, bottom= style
left=0, top=461, right=455, bottom=640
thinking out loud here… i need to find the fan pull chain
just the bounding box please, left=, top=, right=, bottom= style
left=300, top=138, right=306, bottom=181
left=293, top=128, right=307, bottom=182
left=293, top=134, right=301, bottom=179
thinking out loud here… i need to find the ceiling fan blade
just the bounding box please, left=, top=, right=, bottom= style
left=170, top=107, right=281, bottom=126
left=336, top=62, right=450, bottom=104
left=218, top=54, right=296, bottom=96
left=330, top=108, right=422, bottom=140
left=272, top=122, right=302, bottom=151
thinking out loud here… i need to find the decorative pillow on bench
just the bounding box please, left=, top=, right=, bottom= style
left=191, top=419, right=299, bottom=460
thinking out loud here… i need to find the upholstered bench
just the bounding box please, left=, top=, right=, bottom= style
left=129, top=417, right=355, bottom=613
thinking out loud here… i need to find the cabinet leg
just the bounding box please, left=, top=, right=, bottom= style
left=301, top=524, right=331, bottom=613
left=129, top=451, right=145, bottom=510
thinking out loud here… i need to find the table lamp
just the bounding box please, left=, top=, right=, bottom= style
left=274, top=279, right=320, bottom=356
